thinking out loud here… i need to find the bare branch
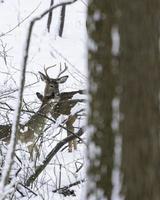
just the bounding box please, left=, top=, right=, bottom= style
left=0, top=3, right=41, bottom=38
left=53, top=179, right=85, bottom=194
left=0, top=15, right=29, bottom=193
left=25, top=127, right=84, bottom=186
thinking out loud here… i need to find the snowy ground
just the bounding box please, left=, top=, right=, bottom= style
left=0, top=0, right=88, bottom=199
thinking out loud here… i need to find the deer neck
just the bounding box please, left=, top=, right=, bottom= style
left=19, top=98, right=59, bottom=143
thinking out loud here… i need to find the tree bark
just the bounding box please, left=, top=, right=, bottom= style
left=87, top=1, right=117, bottom=199
left=119, top=1, right=160, bottom=200
left=87, top=0, right=160, bottom=200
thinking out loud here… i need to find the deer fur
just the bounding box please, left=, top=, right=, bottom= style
left=36, top=65, right=79, bottom=152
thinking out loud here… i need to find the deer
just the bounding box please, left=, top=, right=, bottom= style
left=36, top=64, right=82, bottom=152
left=36, top=64, right=68, bottom=106
left=0, top=64, right=85, bottom=159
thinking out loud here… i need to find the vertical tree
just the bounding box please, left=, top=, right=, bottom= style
left=47, top=0, right=54, bottom=32
left=119, top=1, right=160, bottom=200
left=87, top=1, right=117, bottom=199
left=59, top=5, right=66, bottom=37
left=87, top=0, right=160, bottom=200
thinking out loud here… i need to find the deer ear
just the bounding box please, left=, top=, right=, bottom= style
left=57, top=75, right=68, bottom=83
left=36, top=92, right=43, bottom=101
left=39, top=72, right=47, bottom=81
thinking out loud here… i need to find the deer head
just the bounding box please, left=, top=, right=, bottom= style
left=36, top=64, right=68, bottom=105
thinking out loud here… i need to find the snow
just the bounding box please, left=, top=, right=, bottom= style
left=111, top=97, right=123, bottom=200
left=0, top=0, right=87, bottom=199
left=111, top=26, right=120, bottom=56
left=111, top=135, right=124, bottom=200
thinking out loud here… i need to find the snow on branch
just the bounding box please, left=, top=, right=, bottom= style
left=25, top=127, right=84, bottom=186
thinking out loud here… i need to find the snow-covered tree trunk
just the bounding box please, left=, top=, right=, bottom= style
left=87, top=0, right=160, bottom=200
left=87, top=1, right=117, bottom=199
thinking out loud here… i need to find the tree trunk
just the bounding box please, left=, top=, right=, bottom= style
left=87, top=0, right=160, bottom=199
left=119, top=1, right=160, bottom=200
left=47, top=0, right=54, bottom=32
left=87, top=1, right=117, bottom=199
left=59, top=5, right=66, bottom=37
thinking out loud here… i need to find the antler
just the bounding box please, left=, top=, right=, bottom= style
left=57, top=63, right=68, bottom=78
left=44, top=64, right=56, bottom=78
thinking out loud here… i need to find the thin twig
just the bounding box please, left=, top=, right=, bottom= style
left=0, top=3, right=41, bottom=38
left=53, top=179, right=85, bottom=193
left=18, top=183, right=37, bottom=196
left=58, top=164, right=62, bottom=189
